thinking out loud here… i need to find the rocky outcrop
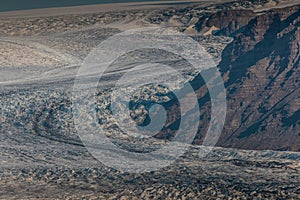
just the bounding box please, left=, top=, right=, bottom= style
left=195, top=10, right=256, bottom=36
left=180, top=5, right=300, bottom=151
left=153, top=5, right=300, bottom=151
left=215, top=5, right=300, bottom=151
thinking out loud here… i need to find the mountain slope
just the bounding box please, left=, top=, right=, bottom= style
left=192, top=5, right=300, bottom=151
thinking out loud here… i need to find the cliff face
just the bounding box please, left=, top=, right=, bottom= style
left=161, top=5, right=300, bottom=151
left=200, top=5, right=300, bottom=151
left=195, top=10, right=256, bottom=36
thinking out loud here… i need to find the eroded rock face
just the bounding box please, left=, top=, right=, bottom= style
left=216, top=6, right=300, bottom=151
left=195, top=10, right=256, bottom=36
left=164, top=5, right=300, bottom=151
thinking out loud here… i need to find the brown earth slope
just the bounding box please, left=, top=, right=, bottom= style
left=162, top=5, right=300, bottom=151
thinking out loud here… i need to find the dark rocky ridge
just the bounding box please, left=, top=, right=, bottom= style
left=195, top=9, right=256, bottom=36
left=161, top=5, right=300, bottom=151
left=217, top=5, right=300, bottom=151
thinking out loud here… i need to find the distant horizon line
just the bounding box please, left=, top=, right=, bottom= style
left=0, top=0, right=173, bottom=12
